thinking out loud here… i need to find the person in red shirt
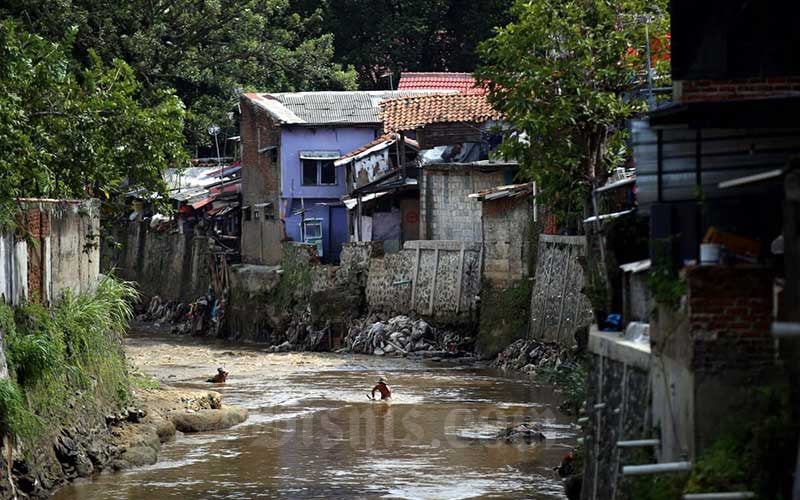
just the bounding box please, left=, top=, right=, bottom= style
left=371, top=378, right=391, bottom=400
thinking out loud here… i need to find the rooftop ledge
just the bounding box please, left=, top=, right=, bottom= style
left=589, top=325, right=652, bottom=370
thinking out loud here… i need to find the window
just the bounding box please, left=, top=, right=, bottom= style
left=302, top=159, right=337, bottom=186
left=302, top=219, right=324, bottom=257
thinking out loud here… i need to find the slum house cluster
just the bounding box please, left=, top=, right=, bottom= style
left=580, top=1, right=800, bottom=498
left=214, top=72, right=539, bottom=345
left=108, top=158, right=243, bottom=318
left=238, top=73, right=533, bottom=287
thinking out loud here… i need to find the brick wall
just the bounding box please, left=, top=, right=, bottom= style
left=686, top=266, right=774, bottom=371
left=420, top=167, right=506, bottom=241
left=18, top=208, right=51, bottom=302
left=677, top=76, right=800, bottom=103
left=240, top=96, right=283, bottom=265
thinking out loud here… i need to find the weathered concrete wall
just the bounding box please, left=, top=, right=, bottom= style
left=366, top=240, right=481, bottom=323
left=224, top=242, right=374, bottom=343
left=482, top=196, right=533, bottom=288
left=420, top=166, right=507, bottom=241
left=2, top=199, right=100, bottom=306
left=583, top=328, right=652, bottom=500
left=226, top=264, right=282, bottom=342
left=109, top=222, right=211, bottom=302
left=529, top=234, right=594, bottom=344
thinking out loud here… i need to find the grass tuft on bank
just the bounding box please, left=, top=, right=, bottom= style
left=0, top=276, right=138, bottom=445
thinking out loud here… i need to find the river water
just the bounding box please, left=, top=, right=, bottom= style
left=55, top=331, right=577, bottom=499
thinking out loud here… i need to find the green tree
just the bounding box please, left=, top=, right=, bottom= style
left=2, top=0, right=358, bottom=151
left=0, top=21, right=186, bottom=224
left=296, top=0, right=514, bottom=88
left=476, top=0, right=669, bottom=216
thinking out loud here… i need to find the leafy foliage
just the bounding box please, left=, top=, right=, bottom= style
left=0, top=21, right=187, bottom=224
left=625, top=384, right=796, bottom=500
left=538, top=357, right=588, bottom=415
left=3, top=0, right=358, bottom=150
left=296, top=0, right=514, bottom=88
left=476, top=0, right=669, bottom=213
left=0, top=379, right=34, bottom=441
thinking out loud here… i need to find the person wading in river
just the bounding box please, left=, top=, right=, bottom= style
left=370, top=378, right=391, bottom=400
left=207, top=367, right=228, bottom=383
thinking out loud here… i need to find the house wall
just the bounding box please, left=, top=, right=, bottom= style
left=284, top=201, right=349, bottom=262
left=648, top=265, right=777, bottom=462
left=280, top=127, right=376, bottom=200
left=420, top=166, right=510, bottom=241
left=240, top=97, right=283, bottom=265
left=481, top=196, right=533, bottom=288
left=676, top=76, right=800, bottom=102
left=279, top=127, right=377, bottom=263
left=1, top=200, right=100, bottom=306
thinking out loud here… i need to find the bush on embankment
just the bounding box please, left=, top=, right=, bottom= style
left=0, top=276, right=137, bottom=466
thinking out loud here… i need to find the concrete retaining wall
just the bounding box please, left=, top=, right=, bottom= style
left=529, top=234, right=594, bottom=344
left=108, top=222, right=211, bottom=302
left=366, top=240, right=481, bottom=322
left=583, top=328, right=652, bottom=500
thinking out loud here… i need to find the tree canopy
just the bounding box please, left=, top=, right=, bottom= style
left=2, top=0, right=358, bottom=151
left=296, top=0, right=514, bottom=88
left=0, top=21, right=186, bottom=224
left=476, top=0, right=669, bottom=216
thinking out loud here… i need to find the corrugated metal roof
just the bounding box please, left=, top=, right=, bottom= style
left=243, top=91, right=446, bottom=126
left=468, top=182, right=534, bottom=201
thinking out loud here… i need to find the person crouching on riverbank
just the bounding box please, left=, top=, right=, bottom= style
left=371, top=378, right=391, bottom=400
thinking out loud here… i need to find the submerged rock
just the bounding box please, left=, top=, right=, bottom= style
left=169, top=406, right=249, bottom=433
left=496, top=423, right=546, bottom=443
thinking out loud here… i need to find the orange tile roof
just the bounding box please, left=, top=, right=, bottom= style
left=379, top=93, right=502, bottom=132
left=398, top=72, right=478, bottom=92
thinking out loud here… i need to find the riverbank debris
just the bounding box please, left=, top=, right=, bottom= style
left=492, top=338, right=565, bottom=372
left=342, top=314, right=473, bottom=357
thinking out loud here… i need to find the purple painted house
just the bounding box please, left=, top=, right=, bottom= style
left=240, top=91, right=429, bottom=263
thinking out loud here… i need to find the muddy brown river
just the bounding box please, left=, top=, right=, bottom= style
left=55, top=331, right=577, bottom=499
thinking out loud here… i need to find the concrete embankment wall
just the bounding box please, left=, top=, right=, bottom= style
left=528, top=234, right=594, bottom=344
left=582, top=328, right=652, bottom=500
left=106, top=222, right=211, bottom=302
left=366, top=240, right=481, bottom=323
left=224, top=239, right=482, bottom=343
left=1, top=199, right=100, bottom=306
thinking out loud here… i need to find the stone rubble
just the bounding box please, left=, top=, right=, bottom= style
left=492, top=338, right=566, bottom=373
